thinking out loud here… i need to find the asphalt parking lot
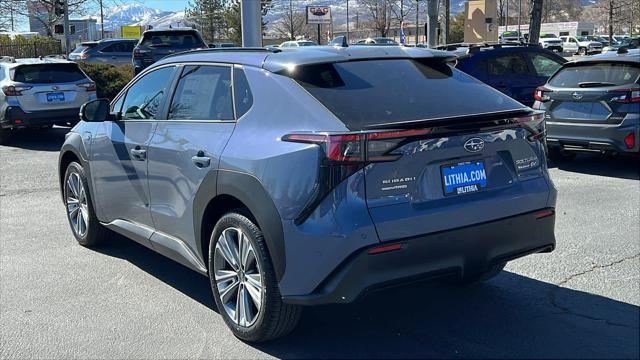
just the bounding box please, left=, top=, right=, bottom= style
left=1, top=127, right=638, bottom=359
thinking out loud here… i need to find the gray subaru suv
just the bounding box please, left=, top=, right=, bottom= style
left=59, top=46, right=557, bottom=341
left=534, top=49, right=639, bottom=158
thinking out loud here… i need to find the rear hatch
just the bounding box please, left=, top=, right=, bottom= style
left=137, top=30, right=206, bottom=62
left=10, top=63, right=93, bottom=111
left=540, top=61, right=640, bottom=124
left=287, top=58, right=551, bottom=241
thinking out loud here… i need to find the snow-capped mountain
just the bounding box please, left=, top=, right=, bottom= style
left=99, top=4, right=181, bottom=31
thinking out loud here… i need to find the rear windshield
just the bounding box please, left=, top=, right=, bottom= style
left=71, top=44, right=95, bottom=53
left=141, top=31, right=204, bottom=48
left=288, top=59, right=524, bottom=129
left=12, top=64, right=87, bottom=83
left=549, top=62, right=640, bottom=88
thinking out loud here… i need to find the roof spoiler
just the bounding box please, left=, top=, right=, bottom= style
left=328, top=36, right=348, bottom=48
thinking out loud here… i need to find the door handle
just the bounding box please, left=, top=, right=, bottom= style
left=130, top=146, right=146, bottom=161
left=192, top=150, right=210, bottom=168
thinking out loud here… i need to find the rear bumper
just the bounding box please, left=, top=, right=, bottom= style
left=1, top=106, right=80, bottom=128
left=546, top=119, right=640, bottom=153
left=282, top=209, right=556, bottom=305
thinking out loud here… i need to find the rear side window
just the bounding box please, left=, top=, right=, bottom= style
left=234, top=67, right=253, bottom=118
left=287, top=59, right=524, bottom=130
left=549, top=62, right=640, bottom=88
left=12, top=64, right=87, bottom=83
left=530, top=53, right=563, bottom=77
left=487, top=54, right=529, bottom=76
left=141, top=31, right=204, bottom=48
left=168, top=65, right=233, bottom=120
left=71, top=44, right=95, bottom=54
left=101, top=42, right=134, bottom=53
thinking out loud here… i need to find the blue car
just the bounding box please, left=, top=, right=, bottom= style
left=59, top=46, right=557, bottom=341
left=453, top=44, right=567, bottom=106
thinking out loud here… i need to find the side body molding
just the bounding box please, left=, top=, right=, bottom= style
left=193, top=169, right=286, bottom=280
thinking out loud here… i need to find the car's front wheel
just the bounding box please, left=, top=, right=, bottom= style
left=578, top=47, right=587, bottom=55
left=63, top=162, right=110, bottom=246
left=208, top=212, right=301, bottom=342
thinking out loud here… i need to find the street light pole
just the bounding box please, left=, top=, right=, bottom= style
left=99, top=0, right=104, bottom=39
left=416, top=0, right=419, bottom=45
left=240, top=0, right=261, bottom=47
left=517, top=0, right=521, bottom=38
left=346, top=0, right=349, bottom=42
left=63, top=0, right=71, bottom=54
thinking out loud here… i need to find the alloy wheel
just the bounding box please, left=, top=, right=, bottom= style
left=66, top=172, right=89, bottom=237
left=214, top=227, right=264, bottom=327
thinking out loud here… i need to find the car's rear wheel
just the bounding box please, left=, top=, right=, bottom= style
left=578, top=47, right=587, bottom=55
left=461, top=262, right=506, bottom=285
left=63, top=162, right=110, bottom=246
left=209, top=212, right=301, bottom=342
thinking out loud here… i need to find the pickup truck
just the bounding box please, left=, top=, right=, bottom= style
left=560, top=35, right=602, bottom=55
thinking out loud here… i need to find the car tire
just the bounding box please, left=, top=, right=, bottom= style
left=208, top=211, right=301, bottom=342
left=578, top=47, right=587, bottom=55
left=0, top=128, right=9, bottom=145
left=63, top=161, right=110, bottom=247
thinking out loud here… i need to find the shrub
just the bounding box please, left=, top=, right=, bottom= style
left=77, top=62, right=133, bottom=100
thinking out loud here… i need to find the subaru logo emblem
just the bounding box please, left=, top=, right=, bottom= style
left=572, top=92, right=583, bottom=100
left=464, top=138, right=485, bottom=152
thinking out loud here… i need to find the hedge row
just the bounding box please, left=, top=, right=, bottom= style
left=77, top=62, right=133, bottom=100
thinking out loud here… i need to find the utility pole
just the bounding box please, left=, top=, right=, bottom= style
left=505, top=0, right=509, bottom=28
left=10, top=3, right=15, bottom=31
left=415, top=0, right=419, bottom=44
left=426, top=0, right=437, bottom=47
left=517, top=0, right=521, bottom=38
left=346, top=0, right=349, bottom=42
left=63, top=0, right=71, bottom=54
left=240, top=0, right=261, bottom=47
left=289, top=0, right=294, bottom=40
left=444, top=0, right=449, bottom=44
left=99, top=0, right=104, bottom=39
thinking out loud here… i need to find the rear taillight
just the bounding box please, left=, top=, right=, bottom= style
left=624, top=133, right=635, bottom=149
left=533, top=86, right=551, bottom=102
left=282, top=128, right=431, bottom=164
left=77, top=82, right=96, bottom=92
left=1, top=85, right=32, bottom=96
left=610, top=89, right=640, bottom=103
left=79, top=52, right=90, bottom=60
left=133, top=49, right=150, bottom=59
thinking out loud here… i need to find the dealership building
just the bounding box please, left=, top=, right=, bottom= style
left=499, top=22, right=596, bottom=37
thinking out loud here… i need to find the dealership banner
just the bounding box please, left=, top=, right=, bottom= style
left=306, top=6, right=332, bottom=25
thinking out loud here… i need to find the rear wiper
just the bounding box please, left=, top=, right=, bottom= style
left=578, top=81, right=617, bottom=88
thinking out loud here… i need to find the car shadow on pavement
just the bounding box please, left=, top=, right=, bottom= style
left=91, top=234, right=639, bottom=359
left=1, top=127, right=70, bottom=151
left=92, top=233, right=218, bottom=313
left=549, top=153, right=640, bottom=180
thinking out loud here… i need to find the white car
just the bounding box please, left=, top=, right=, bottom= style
left=279, top=40, right=317, bottom=48
left=560, top=36, right=603, bottom=55
left=538, top=33, right=563, bottom=52
left=0, top=57, right=96, bottom=144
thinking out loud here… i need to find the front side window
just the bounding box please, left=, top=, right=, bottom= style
left=168, top=65, right=233, bottom=120
left=121, top=67, right=175, bottom=120
left=530, top=53, right=563, bottom=77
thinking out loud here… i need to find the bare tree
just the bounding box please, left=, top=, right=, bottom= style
left=10, top=0, right=91, bottom=36
left=272, top=9, right=309, bottom=40
left=358, top=0, right=393, bottom=37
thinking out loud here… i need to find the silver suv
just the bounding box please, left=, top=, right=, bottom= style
left=0, top=57, right=96, bottom=144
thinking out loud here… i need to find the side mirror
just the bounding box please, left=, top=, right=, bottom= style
left=80, top=99, right=117, bottom=122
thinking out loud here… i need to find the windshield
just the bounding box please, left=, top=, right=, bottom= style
left=576, top=36, right=589, bottom=41
left=549, top=62, right=640, bottom=88
left=287, top=59, right=524, bottom=130
left=12, top=64, right=87, bottom=83
left=298, top=41, right=317, bottom=46
left=375, top=38, right=397, bottom=44
left=141, top=31, right=204, bottom=48
left=541, top=34, right=557, bottom=38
